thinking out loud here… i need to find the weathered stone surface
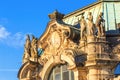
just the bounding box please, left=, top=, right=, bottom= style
left=18, top=1, right=120, bottom=80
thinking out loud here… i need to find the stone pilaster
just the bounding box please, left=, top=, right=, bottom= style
left=72, top=67, right=87, bottom=80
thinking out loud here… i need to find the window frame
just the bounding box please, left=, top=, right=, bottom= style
left=48, top=64, right=74, bottom=80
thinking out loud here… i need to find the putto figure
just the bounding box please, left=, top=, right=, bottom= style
left=23, top=35, right=31, bottom=63
left=31, top=35, right=38, bottom=60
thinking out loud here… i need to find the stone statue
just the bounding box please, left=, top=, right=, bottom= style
left=25, top=35, right=31, bottom=52
left=95, top=12, right=105, bottom=37
left=79, top=15, right=87, bottom=40
left=31, top=35, right=38, bottom=60
left=23, top=35, right=31, bottom=63
left=87, top=12, right=95, bottom=36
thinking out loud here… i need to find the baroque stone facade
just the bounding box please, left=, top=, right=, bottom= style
left=18, top=0, right=120, bottom=80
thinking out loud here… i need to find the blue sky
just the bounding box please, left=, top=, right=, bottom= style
left=0, top=0, right=97, bottom=80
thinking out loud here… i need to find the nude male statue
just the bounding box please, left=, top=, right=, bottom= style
left=87, top=12, right=94, bottom=36
left=95, top=12, right=105, bottom=37
left=79, top=15, right=87, bottom=40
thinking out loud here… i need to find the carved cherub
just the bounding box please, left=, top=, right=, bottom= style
left=25, top=35, right=31, bottom=53
left=31, top=35, right=38, bottom=59
left=23, top=35, right=31, bottom=63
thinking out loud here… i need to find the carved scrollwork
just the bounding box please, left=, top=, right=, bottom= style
left=38, top=54, right=52, bottom=65
left=60, top=49, right=87, bottom=69
left=18, top=61, right=42, bottom=80
left=113, top=44, right=120, bottom=54
left=48, top=10, right=64, bottom=21
left=63, top=27, right=80, bottom=42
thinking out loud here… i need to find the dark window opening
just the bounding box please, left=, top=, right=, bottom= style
left=117, top=23, right=120, bottom=33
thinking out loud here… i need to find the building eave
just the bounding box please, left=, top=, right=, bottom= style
left=63, top=0, right=120, bottom=19
left=63, top=1, right=101, bottom=19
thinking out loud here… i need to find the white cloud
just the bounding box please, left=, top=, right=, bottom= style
left=6, top=32, right=26, bottom=47
left=0, top=25, right=27, bottom=48
left=0, top=25, right=10, bottom=40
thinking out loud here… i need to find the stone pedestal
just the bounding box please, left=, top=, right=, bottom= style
left=86, top=36, right=110, bottom=60
left=80, top=40, right=86, bottom=47
left=86, top=35, right=114, bottom=80
left=87, top=67, right=113, bottom=80
left=87, top=67, right=99, bottom=80
left=87, top=35, right=96, bottom=43
left=73, top=68, right=87, bottom=80
left=79, top=40, right=86, bottom=52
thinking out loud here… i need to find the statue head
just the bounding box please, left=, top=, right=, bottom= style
left=81, top=15, right=84, bottom=19
left=88, top=12, right=92, bottom=15
left=26, top=34, right=30, bottom=40
left=32, top=35, right=35, bottom=40
left=100, top=12, right=103, bottom=16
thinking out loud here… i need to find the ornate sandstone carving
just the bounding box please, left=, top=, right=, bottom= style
left=113, top=44, right=120, bottom=54
left=30, top=35, right=38, bottom=61
left=37, top=19, right=80, bottom=66
left=19, top=11, right=120, bottom=80
left=48, top=10, right=64, bottom=21
left=18, top=61, right=42, bottom=80
left=23, top=35, right=39, bottom=63
left=23, top=35, right=31, bottom=63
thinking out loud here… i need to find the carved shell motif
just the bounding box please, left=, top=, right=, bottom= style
left=49, top=31, right=61, bottom=49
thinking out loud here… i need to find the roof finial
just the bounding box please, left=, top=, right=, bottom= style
left=48, top=10, right=64, bottom=21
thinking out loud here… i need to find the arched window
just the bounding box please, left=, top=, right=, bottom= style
left=48, top=64, right=74, bottom=80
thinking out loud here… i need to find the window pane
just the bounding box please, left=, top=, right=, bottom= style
left=62, top=65, right=67, bottom=71
left=71, top=71, right=74, bottom=80
left=63, top=71, right=69, bottom=80
left=55, top=66, right=60, bottom=74
left=48, top=64, right=74, bottom=80
left=55, top=74, right=61, bottom=80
